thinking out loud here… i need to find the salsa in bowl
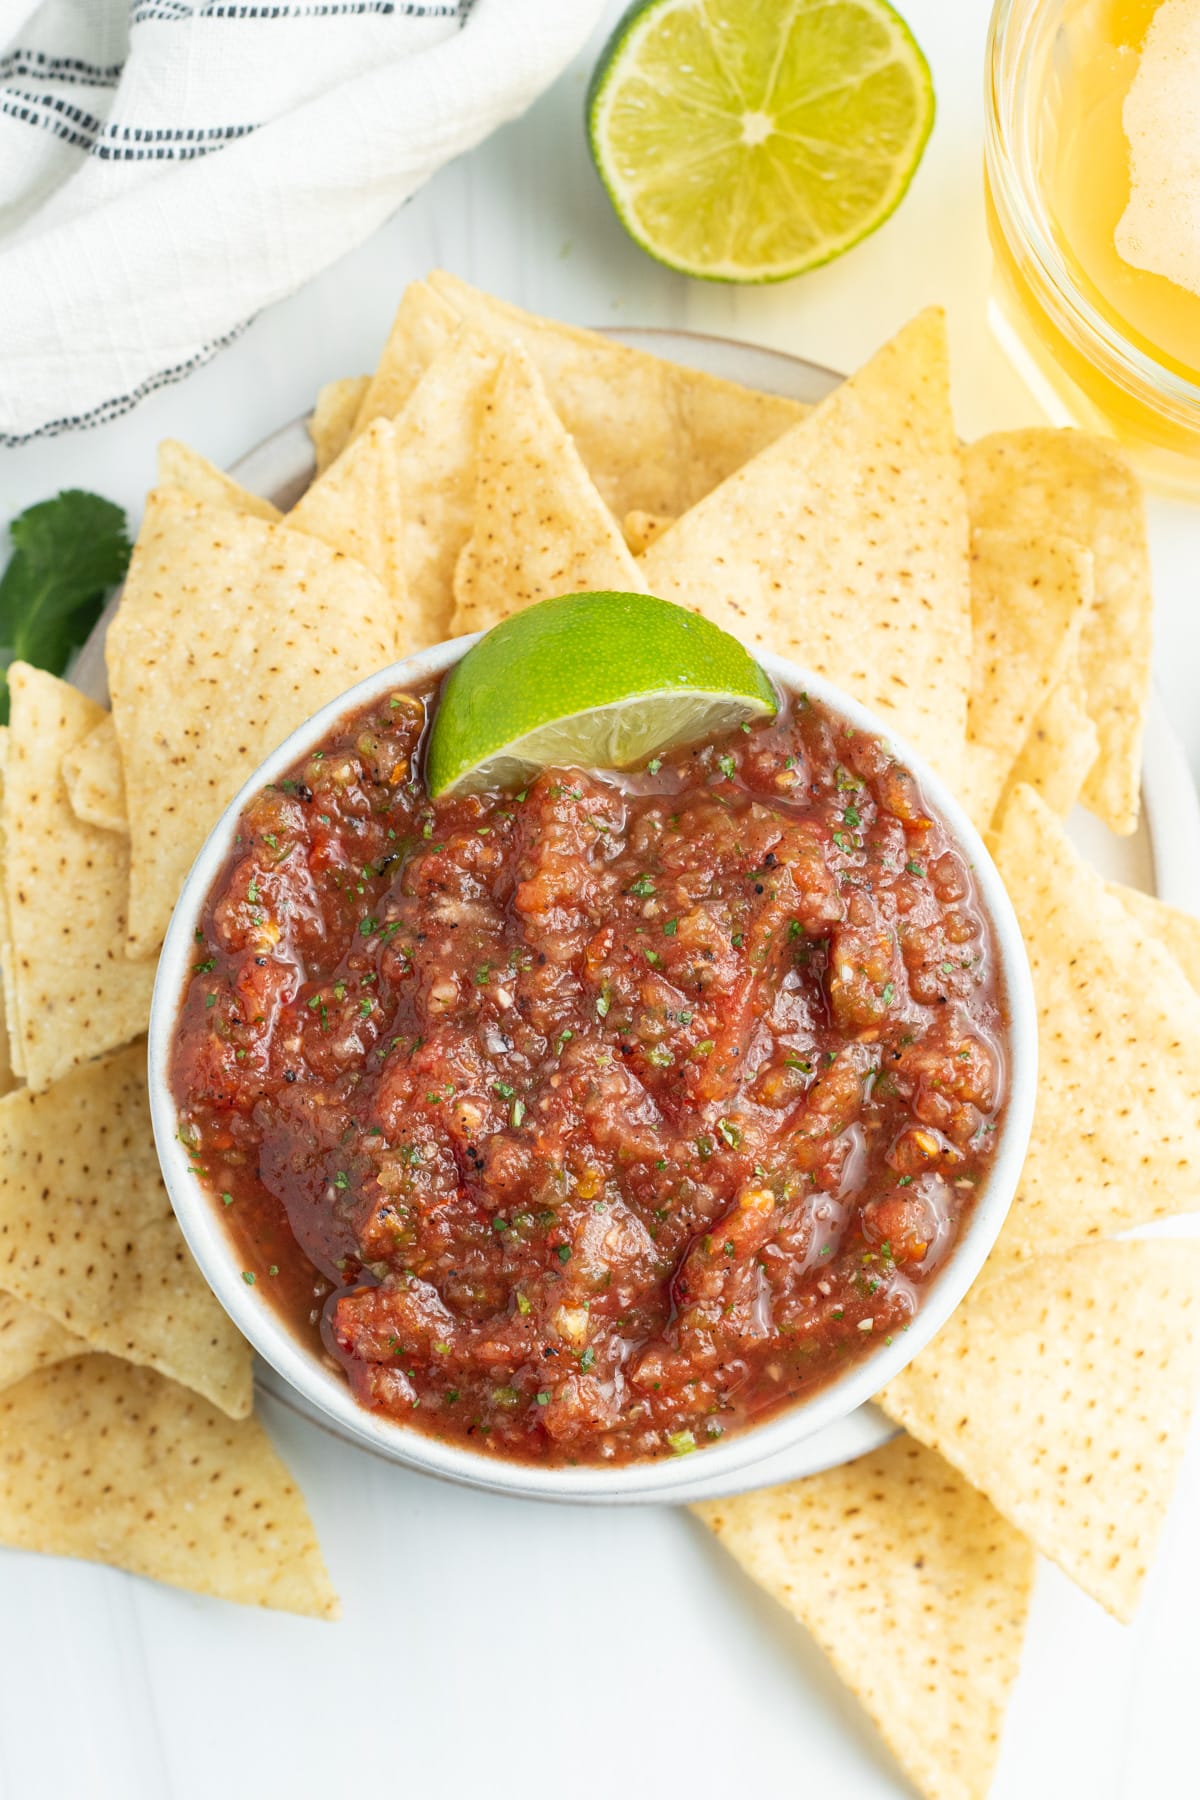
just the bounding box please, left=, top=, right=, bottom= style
left=150, top=632, right=1036, bottom=1501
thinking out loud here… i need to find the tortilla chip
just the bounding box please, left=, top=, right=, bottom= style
left=309, top=375, right=370, bottom=475
left=297, top=336, right=502, bottom=653
left=0, top=730, right=19, bottom=1081
left=695, top=1434, right=1034, bottom=1800
left=962, top=530, right=1093, bottom=829
left=107, top=486, right=396, bottom=956
left=1109, top=883, right=1200, bottom=989
left=387, top=328, right=501, bottom=648
left=964, top=429, right=1151, bottom=835
left=352, top=276, right=463, bottom=433
left=61, top=712, right=128, bottom=835
left=1001, top=664, right=1099, bottom=821
left=157, top=439, right=280, bottom=522
left=3, top=665, right=153, bottom=1090
left=624, top=509, right=675, bottom=555
left=0, top=988, right=13, bottom=1098
left=642, top=310, right=971, bottom=780
left=0, top=1292, right=85, bottom=1393
left=879, top=1239, right=1200, bottom=1622
left=989, top=784, right=1200, bottom=1265
left=451, top=348, right=646, bottom=636
left=427, top=269, right=807, bottom=520
left=288, top=417, right=408, bottom=634
left=0, top=1040, right=252, bottom=1418
left=0, top=1355, right=337, bottom=1617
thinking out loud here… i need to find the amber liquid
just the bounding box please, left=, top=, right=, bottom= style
left=988, top=0, right=1200, bottom=489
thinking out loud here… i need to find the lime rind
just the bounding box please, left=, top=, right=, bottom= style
left=586, top=0, right=935, bottom=285
left=426, top=590, right=778, bottom=797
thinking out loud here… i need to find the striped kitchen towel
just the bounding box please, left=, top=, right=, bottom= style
left=0, top=0, right=604, bottom=443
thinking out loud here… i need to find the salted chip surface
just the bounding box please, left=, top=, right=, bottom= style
left=1108, top=882, right=1200, bottom=989
left=0, top=1355, right=337, bottom=1617
left=288, top=417, right=408, bottom=639
left=1002, top=663, right=1099, bottom=821
left=695, top=1434, right=1034, bottom=1800
left=623, top=509, right=675, bottom=555
left=156, top=439, right=280, bottom=521
left=1115, top=0, right=1200, bottom=300
left=386, top=328, right=501, bottom=648
left=963, top=529, right=1092, bottom=828
left=352, top=276, right=463, bottom=433
left=309, top=375, right=370, bottom=476
left=989, top=784, right=1200, bottom=1264
left=4, top=665, right=153, bottom=1090
left=879, top=1239, right=1200, bottom=1622
left=642, top=310, right=971, bottom=781
left=296, top=332, right=502, bottom=653
left=0, top=1293, right=85, bottom=1394
left=451, top=347, right=646, bottom=636
left=61, top=713, right=128, bottom=835
left=0, top=1040, right=252, bottom=1418
left=965, top=429, right=1150, bottom=835
left=427, top=270, right=807, bottom=521
left=0, top=729, right=18, bottom=1082
left=107, top=486, right=396, bottom=956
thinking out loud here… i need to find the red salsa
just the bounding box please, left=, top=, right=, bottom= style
left=172, top=679, right=1007, bottom=1466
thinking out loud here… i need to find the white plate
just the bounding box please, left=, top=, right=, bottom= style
left=73, top=329, right=1200, bottom=1505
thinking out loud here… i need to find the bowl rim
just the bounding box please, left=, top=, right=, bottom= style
left=148, top=634, right=1038, bottom=1503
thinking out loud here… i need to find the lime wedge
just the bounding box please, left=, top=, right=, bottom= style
left=587, top=0, right=934, bottom=283
left=426, top=591, right=777, bottom=797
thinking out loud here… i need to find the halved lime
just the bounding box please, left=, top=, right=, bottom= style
left=587, top=0, right=935, bottom=283
left=426, top=591, right=777, bottom=797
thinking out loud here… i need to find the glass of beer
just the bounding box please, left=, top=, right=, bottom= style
left=986, top=0, right=1200, bottom=494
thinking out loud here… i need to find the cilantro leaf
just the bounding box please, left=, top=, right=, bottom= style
left=0, top=490, right=131, bottom=723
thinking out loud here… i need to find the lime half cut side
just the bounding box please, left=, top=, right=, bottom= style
left=587, top=0, right=935, bottom=284
left=426, top=591, right=777, bottom=798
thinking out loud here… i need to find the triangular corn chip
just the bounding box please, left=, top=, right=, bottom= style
left=107, top=486, right=396, bottom=956
left=427, top=269, right=807, bottom=519
left=962, top=530, right=1092, bottom=828
left=695, top=1434, right=1034, bottom=1800
left=879, top=1239, right=1200, bottom=1621
left=1108, top=883, right=1200, bottom=989
left=157, top=439, right=280, bottom=521
left=288, top=417, right=408, bottom=636
left=964, top=429, right=1150, bottom=835
left=989, top=784, right=1200, bottom=1265
left=309, top=375, right=370, bottom=475
left=296, top=332, right=502, bottom=653
left=0, top=1040, right=252, bottom=1418
left=0, top=1293, right=85, bottom=1393
left=0, top=735, right=16, bottom=1093
left=61, top=712, right=128, bottom=835
left=3, top=665, right=153, bottom=1090
left=352, top=276, right=463, bottom=432
left=624, top=509, right=675, bottom=555
left=388, top=327, right=501, bottom=647
left=642, top=310, right=971, bottom=780
left=0, top=1355, right=337, bottom=1617
left=1001, top=663, right=1098, bottom=821
left=451, top=348, right=645, bottom=635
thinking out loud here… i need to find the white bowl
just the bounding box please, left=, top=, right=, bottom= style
left=148, top=638, right=1037, bottom=1504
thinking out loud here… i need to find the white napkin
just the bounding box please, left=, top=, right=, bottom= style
left=0, top=0, right=605, bottom=444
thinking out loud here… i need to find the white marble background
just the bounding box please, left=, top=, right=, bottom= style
left=0, top=3, right=1198, bottom=1796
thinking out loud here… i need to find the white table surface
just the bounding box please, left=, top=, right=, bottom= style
left=1, top=4, right=1198, bottom=1797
